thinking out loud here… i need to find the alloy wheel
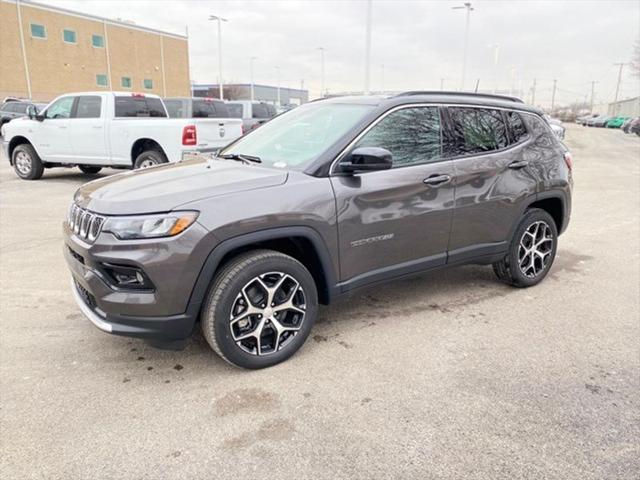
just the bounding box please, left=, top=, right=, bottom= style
left=517, top=221, right=554, bottom=278
left=15, top=151, right=32, bottom=175
left=229, top=272, right=306, bottom=356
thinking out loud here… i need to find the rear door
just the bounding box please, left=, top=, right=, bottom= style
left=331, top=105, right=455, bottom=289
left=68, top=95, right=107, bottom=164
left=444, top=106, right=537, bottom=263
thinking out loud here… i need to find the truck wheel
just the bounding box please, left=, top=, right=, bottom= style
left=12, top=144, right=44, bottom=180
left=201, top=250, right=318, bottom=369
left=493, top=208, right=558, bottom=288
left=78, top=165, right=102, bottom=175
left=134, top=149, right=167, bottom=169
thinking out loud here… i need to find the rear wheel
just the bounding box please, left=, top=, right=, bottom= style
left=201, top=250, right=318, bottom=369
left=133, top=149, right=167, bottom=169
left=493, top=209, right=558, bottom=288
left=12, top=144, right=44, bottom=180
left=78, top=165, right=102, bottom=175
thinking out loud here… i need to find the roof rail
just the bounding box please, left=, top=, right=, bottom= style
left=394, top=91, right=525, bottom=103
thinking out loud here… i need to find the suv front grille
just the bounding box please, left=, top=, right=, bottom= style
left=68, top=204, right=105, bottom=242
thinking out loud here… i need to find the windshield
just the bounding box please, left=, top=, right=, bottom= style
left=219, top=102, right=373, bottom=169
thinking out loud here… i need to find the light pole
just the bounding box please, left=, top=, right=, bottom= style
left=275, top=65, right=281, bottom=107
left=380, top=63, right=385, bottom=92
left=453, top=2, right=473, bottom=91
left=249, top=56, right=257, bottom=102
left=613, top=62, right=628, bottom=104
left=209, top=14, right=227, bottom=100
left=317, top=47, right=325, bottom=98
left=364, top=0, right=372, bottom=94
left=489, top=43, right=500, bottom=93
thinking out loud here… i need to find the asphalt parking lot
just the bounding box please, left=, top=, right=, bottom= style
left=1, top=124, right=639, bottom=479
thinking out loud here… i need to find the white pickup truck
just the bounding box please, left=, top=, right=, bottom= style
left=1, top=91, right=243, bottom=180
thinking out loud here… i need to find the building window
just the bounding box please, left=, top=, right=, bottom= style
left=92, top=34, right=104, bottom=48
left=96, top=74, right=108, bottom=87
left=30, top=23, right=46, bottom=39
left=63, top=29, right=77, bottom=44
left=121, top=77, right=132, bottom=88
left=143, top=79, right=153, bottom=90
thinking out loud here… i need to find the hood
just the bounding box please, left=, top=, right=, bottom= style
left=74, top=157, right=288, bottom=215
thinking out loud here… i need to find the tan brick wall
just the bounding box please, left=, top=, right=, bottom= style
left=0, top=0, right=190, bottom=101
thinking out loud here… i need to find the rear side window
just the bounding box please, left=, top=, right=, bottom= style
left=506, top=111, right=528, bottom=143
left=164, top=100, right=184, bottom=118
left=193, top=100, right=230, bottom=118
left=354, top=106, right=441, bottom=167
left=75, top=96, right=102, bottom=118
left=445, top=107, right=508, bottom=155
left=252, top=103, right=272, bottom=119
left=115, top=97, right=166, bottom=118
left=13, top=104, right=28, bottom=114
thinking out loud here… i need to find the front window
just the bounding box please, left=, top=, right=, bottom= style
left=45, top=97, right=74, bottom=119
left=220, top=102, right=374, bottom=170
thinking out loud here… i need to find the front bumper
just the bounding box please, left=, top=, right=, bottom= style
left=64, top=220, right=211, bottom=341
left=1, top=138, right=9, bottom=163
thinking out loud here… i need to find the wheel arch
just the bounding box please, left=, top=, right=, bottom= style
left=525, top=191, right=568, bottom=234
left=189, top=227, right=339, bottom=308
left=130, top=138, right=167, bottom=165
left=7, top=136, right=37, bottom=165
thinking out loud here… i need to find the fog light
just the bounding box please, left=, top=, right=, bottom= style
left=101, top=263, right=153, bottom=290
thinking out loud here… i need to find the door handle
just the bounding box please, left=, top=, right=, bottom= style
left=508, top=160, right=529, bottom=169
left=423, top=174, right=451, bottom=186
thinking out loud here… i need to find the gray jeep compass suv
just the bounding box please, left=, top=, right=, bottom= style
left=64, top=92, right=573, bottom=369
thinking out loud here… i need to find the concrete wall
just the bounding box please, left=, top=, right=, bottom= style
left=192, top=84, right=309, bottom=105
left=608, top=97, right=640, bottom=117
left=0, top=0, right=190, bottom=101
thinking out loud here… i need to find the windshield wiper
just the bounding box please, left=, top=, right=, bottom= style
left=218, top=153, right=262, bottom=164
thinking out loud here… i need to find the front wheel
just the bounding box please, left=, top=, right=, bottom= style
left=493, top=209, right=558, bottom=288
left=12, top=144, right=44, bottom=180
left=201, top=250, right=318, bottom=369
left=78, top=165, right=102, bottom=175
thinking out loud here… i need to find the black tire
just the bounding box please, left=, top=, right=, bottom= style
left=12, top=143, right=44, bottom=180
left=133, top=149, right=168, bottom=169
left=78, top=165, right=102, bottom=175
left=492, top=208, right=558, bottom=288
left=201, top=249, right=318, bottom=369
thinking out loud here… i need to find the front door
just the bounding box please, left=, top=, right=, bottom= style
left=37, top=96, right=75, bottom=162
left=330, top=106, right=455, bottom=290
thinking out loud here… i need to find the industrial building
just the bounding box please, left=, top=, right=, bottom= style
left=0, top=0, right=191, bottom=101
left=192, top=83, right=309, bottom=106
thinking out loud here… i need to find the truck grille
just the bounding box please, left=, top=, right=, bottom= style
left=68, top=204, right=105, bottom=242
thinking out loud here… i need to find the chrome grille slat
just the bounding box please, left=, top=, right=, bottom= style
left=67, top=204, right=105, bottom=242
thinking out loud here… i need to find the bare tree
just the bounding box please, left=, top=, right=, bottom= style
left=631, top=37, right=640, bottom=78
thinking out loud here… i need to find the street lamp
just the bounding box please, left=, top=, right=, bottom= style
left=489, top=43, right=500, bottom=93
left=275, top=65, right=281, bottom=107
left=364, top=0, right=372, bottom=94
left=452, top=2, right=473, bottom=91
left=209, top=14, right=227, bottom=100
left=249, top=56, right=257, bottom=102
left=317, top=47, right=325, bottom=98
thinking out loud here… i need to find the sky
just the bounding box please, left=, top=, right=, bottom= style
left=43, top=0, right=640, bottom=107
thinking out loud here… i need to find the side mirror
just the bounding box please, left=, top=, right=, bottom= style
left=26, top=105, right=36, bottom=119
left=338, top=147, right=393, bottom=174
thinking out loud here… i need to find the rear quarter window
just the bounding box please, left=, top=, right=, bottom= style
left=506, top=111, right=529, bottom=144
left=115, top=97, right=167, bottom=118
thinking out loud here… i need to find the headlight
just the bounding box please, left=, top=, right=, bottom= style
left=103, top=211, right=199, bottom=240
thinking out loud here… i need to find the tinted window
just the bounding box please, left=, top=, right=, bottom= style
left=506, top=111, right=528, bottom=143
left=252, top=103, right=272, bottom=119
left=75, top=96, right=102, bottom=118
left=192, top=100, right=229, bottom=118
left=3, top=103, right=16, bottom=112
left=354, top=107, right=441, bottom=167
left=164, top=100, right=184, bottom=118
left=446, top=107, right=508, bottom=155
left=115, top=97, right=166, bottom=118
left=227, top=104, right=243, bottom=118
left=45, top=97, right=74, bottom=119
left=13, top=104, right=28, bottom=114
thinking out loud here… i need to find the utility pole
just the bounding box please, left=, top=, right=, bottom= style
left=489, top=43, right=500, bottom=93
left=453, top=2, right=474, bottom=91
left=249, top=56, right=257, bottom=102
left=551, top=79, right=557, bottom=110
left=380, top=64, right=385, bottom=92
left=531, top=78, right=537, bottom=105
left=590, top=80, right=597, bottom=113
left=613, top=62, right=628, bottom=103
left=275, top=65, right=281, bottom=106
left=209, top=15, right=228, bottom=100
left=317, top=47, right=325, bottom=98
left=364, top=0, right=372, bottom=94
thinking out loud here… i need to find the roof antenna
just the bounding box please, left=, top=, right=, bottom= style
left=474, top=79, right=480, bottom=93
